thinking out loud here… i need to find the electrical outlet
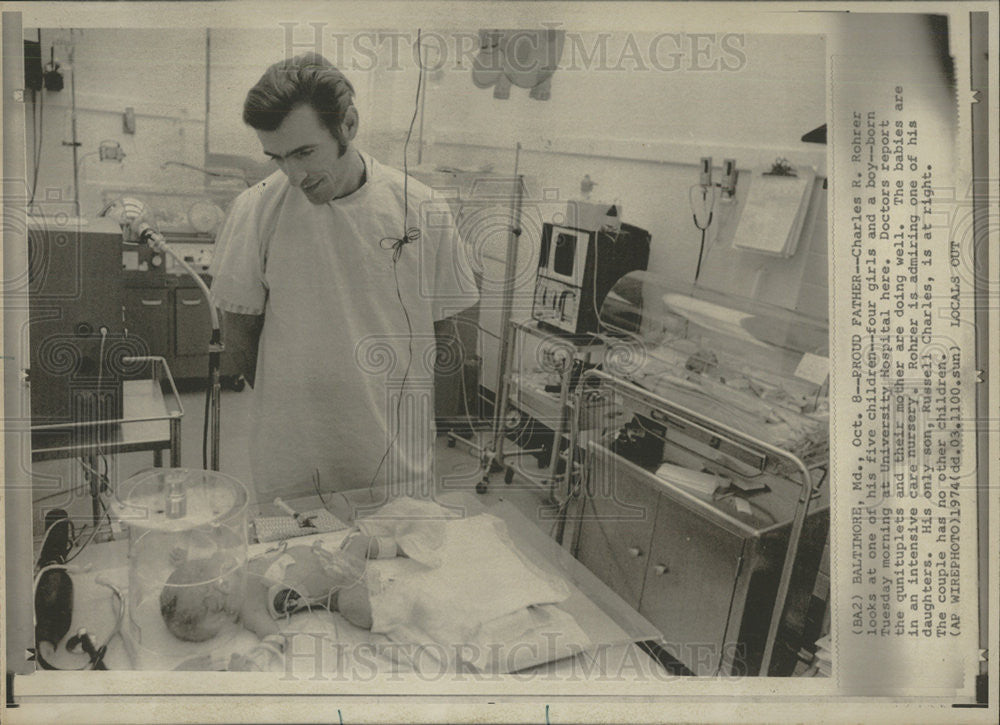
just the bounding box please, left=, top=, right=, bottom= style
left=721, top=158, right=738, bottom=200
left=99, top=141, right=125, bottom=162
left=699, top=156, right=713, bottom=187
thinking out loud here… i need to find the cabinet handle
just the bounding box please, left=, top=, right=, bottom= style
left=180, top=298, right=202, bottom=306
left=140, top=299, right=163, bottom=307
left=627, top=547, right=642, bottom=558
left=654, top=564, right=669, bottom=576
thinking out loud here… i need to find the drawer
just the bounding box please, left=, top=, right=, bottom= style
left=638, top=498, right=746, bottom=676
left=574, top=455, right=660, bottom=611
left=174, top=290, right=212, bottom=356
left=123, top=287, right=170, bottom=358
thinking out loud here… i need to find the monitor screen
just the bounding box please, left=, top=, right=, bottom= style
left=553, top=232, right=577, bottom=277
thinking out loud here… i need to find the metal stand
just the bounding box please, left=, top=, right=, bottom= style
left=446, top=145, right=538, bottom=494
left=142, top=235, right=223, bottom=471
left=31, top=356, right=184, bottom=527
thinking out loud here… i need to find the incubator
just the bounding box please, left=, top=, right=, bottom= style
left=598, top=270, right=830, bottom=472
left=113, top=468, right=249, bottom=669
left=565, top=272, right=832, bottom=675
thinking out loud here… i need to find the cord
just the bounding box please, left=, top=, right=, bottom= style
left=34, top=517, right=76, bottom=570
left=202, top=376, right=211, bottom=471
left=95, top=328, right=109, bottom=461
left=590, top=210, right=623, bottom=332
left=689, top=184, right=717, bottom=283
left=812, top=466, right=828, bottom=491
left=451, top=343, right=533, bottom=457
left=249, top=537, right=372, bottom=620
left=33, top=452, right=102, bottom=504
left=32, top=565, right=125, bottom=671
left=62, top=526, right=99, bottom=564
left=160, top=160, right=250, bottom=187
left=368, top=29, right=424, bottom=489
left=78, top=456, right=113, bottom=536
left=547, top=488, right=576, bottom=539
left=312, top=468, right=330, bottom=509
left=63, top=496, right=113, bottom=564
left=29, top=88, right=44, bottom=209
left=28, top=32, right=44, bottom=210
left=451, top=317, right=474, bottom=428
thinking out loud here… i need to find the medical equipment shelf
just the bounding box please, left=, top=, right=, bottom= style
left=30, top=356, right=183, bottom=461
left=476, top=318, right=605, bottom=501
left=30, top=357, right=184, bottom=525
left=566, top=368, right=828, bottom=677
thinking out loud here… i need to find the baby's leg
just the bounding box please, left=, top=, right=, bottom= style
left=335, top=580, right=373, bottom=630
left=340, top=532, right=402, bottom=561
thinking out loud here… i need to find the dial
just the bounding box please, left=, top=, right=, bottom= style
left=187, top=200, right=225, bottom=234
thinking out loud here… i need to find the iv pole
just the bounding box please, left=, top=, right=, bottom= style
left=447, top=143, right=539, bottom=493
left=149, top=237, right=223, bottom=472
left=125, top=213, right=223, bottom=471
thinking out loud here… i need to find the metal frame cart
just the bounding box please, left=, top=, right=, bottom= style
left=450, top=318, right=603, bottom=497
left=31, top=356, right=184, bottom=527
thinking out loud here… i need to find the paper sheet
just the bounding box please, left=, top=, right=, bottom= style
left=733, top=167, right=816, bottom=256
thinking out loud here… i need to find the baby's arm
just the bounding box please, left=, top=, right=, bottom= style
left=240, top=556, right=281, bottom=638
left=239, top=545, right=375, bottom=636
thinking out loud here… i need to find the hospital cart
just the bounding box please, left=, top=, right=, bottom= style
left=452, top=317, right=604, bottom=499
left=31, top=356, right=184, bottom=526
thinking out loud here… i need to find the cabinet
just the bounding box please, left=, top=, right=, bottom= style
left=566, top=272, right=830, bottom=676
left=573, top=438, right=828, bottom=677
left=574, top=470, right=659, bottom=611
left=174, top=288, right=212, bottom=356
left=638, top=495, right=745, bottom=675
left=124, top=275, right=239, bottom=383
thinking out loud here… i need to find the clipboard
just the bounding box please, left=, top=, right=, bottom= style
left=732, top=160, right=816, bottom=257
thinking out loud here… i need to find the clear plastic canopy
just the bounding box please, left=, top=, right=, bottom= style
left=113, top=468, right=250, bottom=670
left=598, top=271, right=830, bottom=463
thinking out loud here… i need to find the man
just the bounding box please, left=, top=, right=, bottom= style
left=209, top=53, right=478, bottom=502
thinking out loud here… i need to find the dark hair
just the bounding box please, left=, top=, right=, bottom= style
left=243, top=53, right=356, bottom=142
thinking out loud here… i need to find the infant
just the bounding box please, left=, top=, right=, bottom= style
left=158, top=550, right=243, bottom=642
left=160, top=532, right=402, bottom=643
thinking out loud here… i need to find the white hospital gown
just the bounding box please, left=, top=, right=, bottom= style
left=209, top=152, right=478, bottom=499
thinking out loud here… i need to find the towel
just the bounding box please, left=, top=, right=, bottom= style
left=366, top=512, right=586, bottom=672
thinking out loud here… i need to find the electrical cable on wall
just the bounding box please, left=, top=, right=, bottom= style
left=590, top=206, right=623, bottom=333
left=66, top=35, right=82, bottom=217
left=367, top=28, right=425, bottom=489
left=28, top=88, right=44, bottom=209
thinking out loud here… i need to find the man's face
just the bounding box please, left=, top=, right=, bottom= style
left=256, top=104, right=356, bottom=205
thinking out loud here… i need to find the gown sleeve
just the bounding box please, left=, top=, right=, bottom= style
left=209, top=188, right=269, bottom=316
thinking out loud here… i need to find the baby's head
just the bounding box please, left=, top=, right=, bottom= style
left=159, top=555, right=241, bottom=642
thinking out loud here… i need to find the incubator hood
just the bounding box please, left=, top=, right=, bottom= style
left=597, top=271, right=830, bottom=465
left=113, top=468, right=249, bottom=669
